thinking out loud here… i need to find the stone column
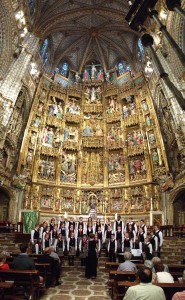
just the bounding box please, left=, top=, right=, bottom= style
left=156, top=49, right=185, bottom=128
left=149, top=9, right=185, bottom=67
left=0, top=33, right=39, bottom=126
left=166, top=0, right=185, bottom=20
left=141, top=33, right=185, bottom=111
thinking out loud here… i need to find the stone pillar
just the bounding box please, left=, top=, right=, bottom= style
left=156, top=50, right=185, bottom=127
left=149, top=9, right=185, bottom=67
left=141, top=33, right=185, bottom=111
left=0, top=33, right=39, bottom=126
left=166, top=0, right=185, bottom=20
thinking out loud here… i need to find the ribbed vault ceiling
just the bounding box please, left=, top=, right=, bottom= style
left=31, top=0, right=140, bottom=72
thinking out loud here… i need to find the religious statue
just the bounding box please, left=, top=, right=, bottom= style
left=27, top=150, right=33, bottom=165
left=75, top=71, right=80, bottom=83
left=83, top=69, right=89, bottom=81
left=98, top=69, right=103, bottom=81
left=30, top=132, right=37, bottom=145
left=152, top=149, right=159, bottom=163
left=142, top=100, right=149, bottom=111
left=91, top=64, right=96, bottom=79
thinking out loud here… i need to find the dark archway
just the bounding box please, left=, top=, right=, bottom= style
left=0, top=187, right=10, bottom=221
left=173, top=189, right=185, bottom=226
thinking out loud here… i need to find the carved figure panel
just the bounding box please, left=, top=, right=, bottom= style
left=38, top=156, right=56, bottom=181
left=41, top=126, right=56, bottom=147
left=83, top=113, right=103, bottom=136
left=107, top=122, right=123, bottom=150
left=110, top=188, right=123, bottom=212
left=106, top=95, right=119, bottom=114
left=81, top=190, right=103, bottom=213
left=108, top=151, right=125, bottom=184
left=40, top=195, right=54, bottom=209
left=84, top=86, right=102, bottom=104
left=61, top=197, right=74, bottom=210
left=66, top=96, right=81, bottom=115
left=130, top=186, right=144, bottom=211
left=122, top=95, right=136, bottom=118
left=60, top=152, right=77, bottom=183
left=47, top=96, right=64, bottom=119
left=129, top=155, right=146, bottom=181
left=63, top=125, right=79, bottom=142
left=126, top=129, right=143, bottom=146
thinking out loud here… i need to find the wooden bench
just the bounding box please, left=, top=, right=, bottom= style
left=106, top=262, right=185, bottom=272
left=168, top=264, right=185, bottom=273
left=0, top=281, right=14, bottom=300
left=0, top=269, right=40, bottom=300
left=105, top=261, right=144, bottom=271
left=107, top=270, right=136, bottom=298
left=116, top=281, right=185, bottom=300
left=7, top=257, right=53, bottom=287
left=35, top=262, right=52, bottom=286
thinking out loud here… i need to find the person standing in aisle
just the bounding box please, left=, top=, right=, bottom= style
left=85, top=233, right=97, bottom=279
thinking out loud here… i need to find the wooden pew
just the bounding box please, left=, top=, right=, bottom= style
left=0, top=281, right=14, bottom=300
left=0, top=269, right=40, bottom=300
left=105, top=261, right=185, bottom=273
left=35, top=262, right=52, bottom=286
left=168, top=264, right=185, bottom=273
left=116, top=281, right=185, bottom=300
left=107, top=270, right=136, bottom=298
left=105, top=261, right=144, bottom=272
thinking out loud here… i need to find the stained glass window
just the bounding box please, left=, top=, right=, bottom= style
left=39, top=39, right=49, bottom=64
left=137, top=38, right=144, bottom=62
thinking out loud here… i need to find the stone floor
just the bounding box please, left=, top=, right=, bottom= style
left=40, top=266, right=111, bottom=300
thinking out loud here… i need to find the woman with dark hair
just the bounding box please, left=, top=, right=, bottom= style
left=85, top=233, right=97, bottom=279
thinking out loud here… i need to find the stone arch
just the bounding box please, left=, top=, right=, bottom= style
left=169, top=184, right=185, bottom=226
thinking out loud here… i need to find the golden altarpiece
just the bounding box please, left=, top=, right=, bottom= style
left=17, top=71, right=169, bottom=225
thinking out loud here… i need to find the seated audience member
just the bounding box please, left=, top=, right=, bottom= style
left=154, top=261, right=174, bottom=283
left=12, top=244, right=35, bottom=270
left=144, top=260, right=156, bottom=283
left=152, top=257, right=169, bottom=273
left=117, top=251, right=137, bottom=272
left=49, top=246, right=61, bottom=264
left=123, top=267, right=166, bottom=300
left=38, top=247, right=61, bottom=286
left=0, top=254, right=10, bottom=270
left=46, top=247, right=61, bottom=285
left=172, top=290, right=185, bottom=300
left=12, top=244, right=44, bottom=285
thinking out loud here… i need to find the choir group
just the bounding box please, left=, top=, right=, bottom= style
left=30, top=215, right=163, bottom=265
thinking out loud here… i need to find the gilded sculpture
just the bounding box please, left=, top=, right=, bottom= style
left=17, top=69, right=169, bottom=218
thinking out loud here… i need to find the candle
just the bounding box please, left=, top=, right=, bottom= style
left=64, top=211, right=67, bottom=219
left=115, top=213, right=118, bottom=220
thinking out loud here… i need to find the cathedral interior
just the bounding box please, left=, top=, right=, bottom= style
left=0, top=0, right=185, bottom=231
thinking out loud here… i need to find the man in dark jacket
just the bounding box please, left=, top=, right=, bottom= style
left=12, top=244, right=35, bottom=270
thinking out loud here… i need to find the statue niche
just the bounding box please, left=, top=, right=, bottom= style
left=88, top=192, right=97, bottom=219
